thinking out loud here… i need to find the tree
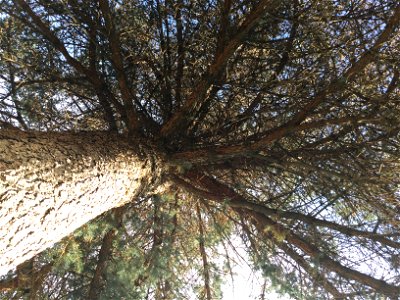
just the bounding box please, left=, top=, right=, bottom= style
left=0, top=0, right=400, bottom=298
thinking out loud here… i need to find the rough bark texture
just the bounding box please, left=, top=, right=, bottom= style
left=0, top=129, right=156, bottom=276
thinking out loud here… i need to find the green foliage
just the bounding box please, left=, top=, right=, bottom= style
left=57, top=240, right=84, bottom=274
left=1, top=0, right=400, bottom=299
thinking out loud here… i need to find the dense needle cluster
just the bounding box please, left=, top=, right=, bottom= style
left=0, top=0, right=400, bottom=299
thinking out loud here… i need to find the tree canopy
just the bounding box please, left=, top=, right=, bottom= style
left=0, top=0, right=400, bottom=299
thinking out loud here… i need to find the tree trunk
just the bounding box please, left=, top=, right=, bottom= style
left=0, top=130, right=157, bottom=276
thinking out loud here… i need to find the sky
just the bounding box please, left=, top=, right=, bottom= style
left=222, top=263, right=291, bottom=300
left=219, top=241, right=292, bottom=300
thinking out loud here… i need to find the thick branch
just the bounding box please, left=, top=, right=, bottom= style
left=174, top=172, right=399, bottom=248
left=172, top=115, right=379, bottom=164
left=172, top=171, right=400, bottom=297
left=87, top=207, right=124, bottom=299
left=250, top=4, right=400, bottom=150
left=253, top=212, right=400, bottom=297
left=277, top=242, right=344, bottom=298
left=98, top=0, right=139, bottom=133
left=14, top=0, right=124, bottom=125
left=160, top=0, right=279, bottom=138
left=0, top=262, right=52, bottom=294
left=196, top=203, right=212, bottom=300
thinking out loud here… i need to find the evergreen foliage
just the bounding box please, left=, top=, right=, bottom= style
left=0, top=0, right=400, bottom=299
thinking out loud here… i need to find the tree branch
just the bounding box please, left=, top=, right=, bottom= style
left=171, top=115, right=381, bottom=164
left=277, top=241, right=344, bottom=298
left=172, top=171, right=400, bottom=297
left=160, top=0, right=280, bottom=138
left=87, top=207, right=124, bottom=299
left=252, top=212, right=399, bottom=297
left=174, top=0, right=185, bottom=105
left=250, top=4, right=400, bottom=150
left=98, top=0, right=139, bottom=133
left=14, top=0, right=122, bottom=129
left=196, top=203, right=212, bottom=300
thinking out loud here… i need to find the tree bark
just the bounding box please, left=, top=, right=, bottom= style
left=0, top=129, right=158, bottom=276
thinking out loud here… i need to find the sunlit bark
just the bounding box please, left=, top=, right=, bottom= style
left=0, top=130, right=156, bottom=275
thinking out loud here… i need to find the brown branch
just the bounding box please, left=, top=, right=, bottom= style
left=197, top=17, right=298, bottom=141
left=249, top=4, right=400, bottom=151
left=216, top=0, right=232, bottom=55
left=87, top=207, right=124, bottom=299
left=160, top=0, right=280, bottom=138
left=241, top=202, right=400, bottom=249
left=15, top=0, right=94, bottom=83
left=277, top=241, right=344, bottom=298
left=173, top=172, right=400, bottom=248
left=172, top=115, right=379, bottom=164
left=76, top=3, right=119, bottom=131
left=98, top=0, right=139, bottom=133
left=386, top=68, right=399, bottom=95
left=172, top=171, right=400, bottom=297
left=174, top=0, right=185, bottom=105
left=196, top=203, right=212, bottom=300
left=0, top=277, right=18, bottom=291
left=14, top=0, right=121, bottom=130
left=0, top=262, right=52, bottom=296
left=252, top=212, right=400, bottom=297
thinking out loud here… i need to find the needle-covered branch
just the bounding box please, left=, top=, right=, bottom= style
left=173, top=171, right=400, bottom=297
left=160, top=0, right=280, bottom=138
left=13, top=0, right=123, bottom=128
left=98, top=0, right=140, bottom=133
